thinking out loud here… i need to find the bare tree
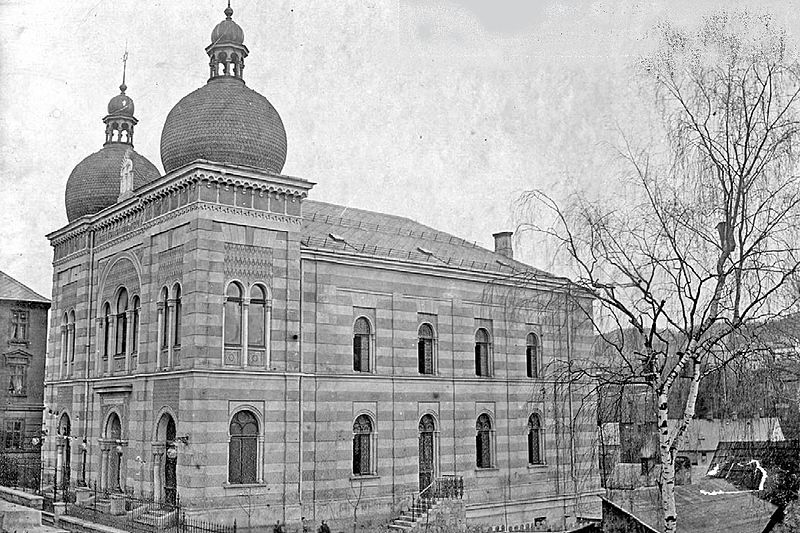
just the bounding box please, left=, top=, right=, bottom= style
left=520, top=12, right=800, bottom=533
left=345, top=478, right=365, bottom=533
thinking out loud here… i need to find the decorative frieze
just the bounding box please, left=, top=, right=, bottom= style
left=224, top=243, right=273, bottom=286
left=158, top=245, right=184, bottom=286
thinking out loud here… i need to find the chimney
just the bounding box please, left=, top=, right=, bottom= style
left=493, top=231, right=513, bottom=259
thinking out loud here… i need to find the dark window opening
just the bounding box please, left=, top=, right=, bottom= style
left=353, top=414, right=373, bottom=475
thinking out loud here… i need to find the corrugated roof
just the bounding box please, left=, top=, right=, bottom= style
left=0, top=270, right=49, bottom=304
left=606, top=478, right=778, bottom=533
left=301, top=200, right=552, bottom=278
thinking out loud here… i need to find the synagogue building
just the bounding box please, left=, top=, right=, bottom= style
left=44, top=5, right=601, bottom=530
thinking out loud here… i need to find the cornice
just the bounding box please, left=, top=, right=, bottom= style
left=48, top=162, right=314, bottom=244
left=198, top=202, right=303, bottom=225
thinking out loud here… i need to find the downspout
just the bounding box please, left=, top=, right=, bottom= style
left=83, top=229, right=96, bottom=479
left=503, top=311, right=511, bottom=531
left=450, top=298, right=456, bottom=475
left=298, top=256, right=304, bottom=514
left=566, top=290, right=578, bottom=519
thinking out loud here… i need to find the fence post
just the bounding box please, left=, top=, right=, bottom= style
left=233, top=518, right=237, bottom=533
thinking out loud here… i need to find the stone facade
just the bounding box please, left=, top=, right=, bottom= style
left=0, top=274, right=50, bottom=463
left=44, top=161, right=601, bottom=530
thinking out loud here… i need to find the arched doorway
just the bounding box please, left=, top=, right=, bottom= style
left=418, top=415, right=436, bottom=491
left=155, top=413, right=178, bottom=506
left=105, top=413, right=122, bottom=493
left=57, top=414, right=71, bottom=496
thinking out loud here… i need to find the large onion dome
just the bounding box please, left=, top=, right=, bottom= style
left=159, top=4, right=287, bottom=174
left=160, top=78, right=287, bottom=173
left=64, top=66, right=160, bottom=222
left=65, top=145, right=160, bottom=221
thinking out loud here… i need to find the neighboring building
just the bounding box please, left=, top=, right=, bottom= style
left=601, top=478, right=781, bottom=533
left=670, top=417, right=784, bottom=470
left=0, top=270, right=50, bottom=461
left=42, top=5, right=601, bottom=531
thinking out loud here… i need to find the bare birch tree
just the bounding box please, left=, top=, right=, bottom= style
left=521, top=12, right=800, bottom=533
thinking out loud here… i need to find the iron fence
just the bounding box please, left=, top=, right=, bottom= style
left=179, top=513, right=237, bottom=533
left=63, top=483, right=235, bottom=533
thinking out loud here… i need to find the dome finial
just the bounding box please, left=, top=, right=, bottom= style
left=120, top=44, right=128, bottom=94
left=207, top=3, right=247, bottom=81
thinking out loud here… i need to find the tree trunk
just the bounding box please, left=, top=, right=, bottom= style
left=658, top=392, right=677, bottom=533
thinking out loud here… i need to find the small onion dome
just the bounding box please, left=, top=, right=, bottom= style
left=211, top=5, right=244, bottom=45
left=160, top=76, right=287, bottom=174
left=107, top=84, right=134, bottom=116
left=65, top=144, right=160, bottom=221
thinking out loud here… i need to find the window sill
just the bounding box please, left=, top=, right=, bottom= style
left=222, top=482, right=267, bottom=490
left=474, top=467, right=499, bottom=477
left=349, top=474, right=380, bottom=483
left=527, top=463, right=547, bottom=469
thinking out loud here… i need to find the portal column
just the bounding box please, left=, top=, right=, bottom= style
left=99, top=446, right=109, bottom=492
left=152, top=446, right=164, bottom=504
left=55, top=440, right=64, bottom=493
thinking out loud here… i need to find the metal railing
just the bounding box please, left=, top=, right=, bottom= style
left=409, top=475, right=464, bottom=521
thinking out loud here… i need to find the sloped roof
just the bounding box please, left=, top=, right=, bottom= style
left=0, top=270, right=49, bottom=304
left=301, top=200, right=554, bottom=279
left=605, top=478, right=779, bottom=533
left=707, top=440, right=800, bottom=506
left=670, top=418, right=784, bottom=454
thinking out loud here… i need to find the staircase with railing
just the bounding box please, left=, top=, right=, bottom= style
left=388, top=475, right=464, bottom=532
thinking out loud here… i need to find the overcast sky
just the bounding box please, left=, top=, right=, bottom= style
left=1, top=0, right=798, bottom=298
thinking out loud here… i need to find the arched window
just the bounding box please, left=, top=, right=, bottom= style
left=116, top=288, right=128, bottom=355
left=225, top=283, right=243, bottom=346
left=68, top=310, right=76, bottom=364
left=476, top=414, right=493, bottom=469
left=160, top=287, right=169, bottom=349
left=173, top=284, right=182, bottom=347
left=528, top=414, right=543, bottom=465
left=103, top=303, right=112, bottom=358
left=475, top=328, right=491, bottom=377
left=229, top=410, right=258, bottom=484
left=418, top=324, right=435, bottom=375
left=353, top=415, right=374, bottom=475
left=418, top=414, right=436, bottom=489
left=353, top=317, right=371, bottom=372
left=526, top=333, right=539, bottom=378
left=61, top=313, right=68, bottom=369
left=248, top=285, right=267, bottom=349
left=131, top=296, right=140, bottom=353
